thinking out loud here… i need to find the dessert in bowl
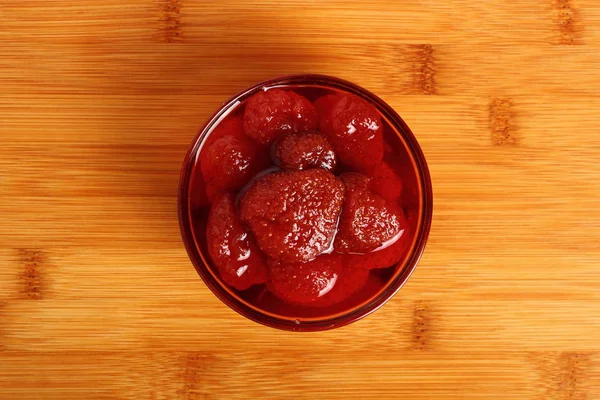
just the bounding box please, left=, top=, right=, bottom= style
left=178, top=75, right=432, bottom=331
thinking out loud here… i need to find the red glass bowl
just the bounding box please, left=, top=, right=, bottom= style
left=178, top=74, right=433, bottom=331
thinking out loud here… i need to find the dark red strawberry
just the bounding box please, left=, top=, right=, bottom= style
left=203, top=114, right=241, bottom=148
left=334, top=173, right=405, bottom=254
left=314, top=94, right=342, bottom=134
left=206, top=193, right=268, bottom=290
left=269, top=253, right=342, bottom=305
left=272, top=131, right=337, bottom=172
left=243, top=89, right=319, bottom=145
left=200, top=116, right=269, bottom=202
left=239, top=169, right=345, bottom=263
left=313, top=264, right=369, bottom=307
left=369, top=162, right=403, bottom=204
left=344, top=223, right=411, bottom=270
left=317, top=93, right=383, bottom=172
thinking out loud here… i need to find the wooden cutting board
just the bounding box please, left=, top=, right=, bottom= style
left=2, top=0, right=600, bottom=398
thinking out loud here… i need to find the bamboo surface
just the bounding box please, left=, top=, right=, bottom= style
left=2, top=0, right=600, bottom=398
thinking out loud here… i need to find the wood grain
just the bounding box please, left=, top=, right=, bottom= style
left=2, top=0, right=600, bottom=398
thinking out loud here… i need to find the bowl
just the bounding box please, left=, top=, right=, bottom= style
left=178, top=74, right=433, bottom=331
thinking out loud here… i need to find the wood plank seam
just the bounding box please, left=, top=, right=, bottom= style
left=159, top=0, right=183, bottom=43
left=557, top=352, right=590, bottom=400
left=530, top=351, right=593, bottom=400
left=489, top=98, right=516, bottom=146
left=553, top=0, right=583, bottom=45
left=411, top=300, right=433, bottom=350
left=17, top=249, right=46, bottom=301
left=412, top=44, right=437, bottom=95
left=181, top=352, right=207, bottom=400
left=0, top=302, right=6, bottom=351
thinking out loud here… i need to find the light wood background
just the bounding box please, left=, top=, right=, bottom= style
left=2, top=0, right=600, bottom=398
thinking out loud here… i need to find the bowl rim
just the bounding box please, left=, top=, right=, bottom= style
left=178, top=74, right=433, bottom=331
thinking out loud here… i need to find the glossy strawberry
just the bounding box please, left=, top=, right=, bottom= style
left=272, top=131, right=337, bottom=172
left=344, top=224, right=411, bottom=270
left=269, top=253, right=342, bottom=305
left=369, top=162, right=403, bottom=204
left=317, top=93, right=383, bottom=172
left=314, top=94, right=341, bottom=134
left=200, top=116, right=269, bottom=202
left=334, top=173, right=405, bottom=254
left=313, top=264, right=369, bottom=307
left=239, top=169, right=345, bottom=263
left=206, top=193, right=268, bottom=290
left=243, top=89, right=319, bottom=145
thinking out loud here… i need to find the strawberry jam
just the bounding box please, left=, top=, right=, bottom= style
left=182, top=77, right=427, bottom=324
